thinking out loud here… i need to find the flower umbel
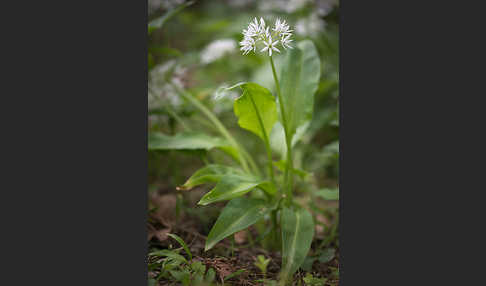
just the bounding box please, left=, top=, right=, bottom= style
left=240, top=17, right=293, bottom=56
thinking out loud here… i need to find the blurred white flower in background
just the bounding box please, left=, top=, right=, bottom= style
left=295, top=11, right=327, bottom=37
left=258, top=0, right=337, bottom=14
left=200, top=39, right=237, bottom=64
left=148, top=60, right=187, bottom=109
left=240, top=17, right=293, bottom=56
left=227, top=0, right=256, bottom=8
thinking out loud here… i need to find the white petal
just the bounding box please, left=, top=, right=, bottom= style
left=261, top=46, right=268, bottom=52
left=269, top=49, right=272, bottom=56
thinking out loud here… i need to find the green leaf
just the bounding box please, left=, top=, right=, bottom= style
left=280, top=206, right=315, bottom=281
left=224, top=269, right=246, bottom=281
left=255, top=255, right=271, bottom=274
left=148, top=1, right=194, bottom=34
left=167, top=233, right=192, bottom=261
left=303, top=273, right=327, bottom=285
left=273, top=160, right=311, bottom=180
left=149, top=249, right=187, bottom=263
left=205, top=197, right=271, bottom=250
left=315, top=188, right=339, bottom=201
left=279, top=40, right=321, bottom=141
left=198, top=174, right=272, bottom=206
left=234, top=83, right=277, bottom=141
left=169, top=270, right=191, bottom=285
left=190, top=261, right=206, bottom=274
left=148, top=132, right=229, bottom=151
left=180, top=164, right=245, bottom=190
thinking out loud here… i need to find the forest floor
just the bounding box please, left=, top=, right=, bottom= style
left=148, top=185, right=339, bottom=286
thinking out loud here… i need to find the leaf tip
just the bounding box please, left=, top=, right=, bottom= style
left=204, top=242, right=213, bottom=252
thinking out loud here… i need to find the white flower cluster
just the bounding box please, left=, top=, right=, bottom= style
left=240, top=17, right=293, bottom=57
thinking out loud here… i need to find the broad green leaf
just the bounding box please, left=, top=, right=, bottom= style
left=234, top=83, right=277, bottom=141
left=279, top=40, right=321, bottom=141
left=315, top=188, right=339, bottom=201
left=205, top=197, right=271, bottom=250
left=224, top=269, right=246, bottom=281
left=167, top=233, right=192, bottom=261
left=148, top=132, right=229, bottom=151
left=148, top=1, right=194, bottom=34
left=197, top=174, right=272, bottom=205
left=280, top=206, right=315, bottom=281
left=180, top=164, right=245, bottom=190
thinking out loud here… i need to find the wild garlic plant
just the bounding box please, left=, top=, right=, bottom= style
left=169, top=17, right=321, bottom=284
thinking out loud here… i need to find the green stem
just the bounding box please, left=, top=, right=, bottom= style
left=246, top=90, right=276, bottom=186
left=175, top=85, right=261, bottom=176
left=164, top=105, right=192, bottom=131
left=269, top=56, right=294, bottom=205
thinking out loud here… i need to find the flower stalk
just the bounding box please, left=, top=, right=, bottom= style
left=269, top=56, right=293, bottom=205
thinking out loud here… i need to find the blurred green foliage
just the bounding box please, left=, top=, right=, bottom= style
left=148, top=0, right=339, bottom=192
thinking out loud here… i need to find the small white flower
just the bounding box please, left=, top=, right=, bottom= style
left=240, top=36, right=255, bottom=55
left=273, top=18, right=292, bottom=36
left=280, top=33, right=293, bottom=49
left=239, top=17, right=293, bottom=56
left=261, top=36, right=280, bottom=57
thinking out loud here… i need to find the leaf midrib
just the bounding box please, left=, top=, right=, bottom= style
left=286, top=210, right=301, bottom=273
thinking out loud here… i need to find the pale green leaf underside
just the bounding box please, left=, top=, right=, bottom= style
left=180, top=164, right=245, bottom=190
left=281, top=206, right=315, bottom=280
left=279, top=40, right=321, bottom=141
left=148, top=132, right=229, bottom=151
left=234, top=83, right=277, bottom=141
left=205, top=197, right=270, bottom=251
left=197, top=174, right=272, bottom=205
left=270, top=121, right=310, bottom=159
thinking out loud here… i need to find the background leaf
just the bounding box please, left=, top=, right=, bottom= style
left=205, top=197, right=271, bottom=250
left=148, top=132, right=229, bottom=151
left=279, top=40, right=321, bottom=142
left=280, top=206, right=315, bottom=281
left=234, top=82, right=277, bottom=141
left=197, top=174, right=271, bottom=205
left=315, top=188, right=339, bottom=201
left=148, top=1, right=194, bottom=34
left=167, top=233, right=192, bottom=261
